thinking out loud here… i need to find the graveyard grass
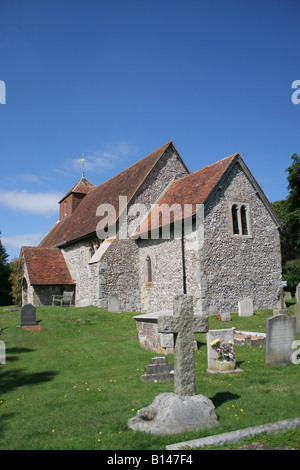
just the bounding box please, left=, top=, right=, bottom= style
left=0, top=304, right=299, bottom=450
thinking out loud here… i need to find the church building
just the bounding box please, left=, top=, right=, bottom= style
left=21, top=141, right=283, bottom=315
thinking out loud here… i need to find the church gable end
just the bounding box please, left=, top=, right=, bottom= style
left=204, top=159, right=282, bottom=314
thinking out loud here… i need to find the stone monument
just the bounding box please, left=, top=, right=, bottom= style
left=140, top=357, right=174, bottom=383
left=295, top=302, right=300, bottom=333
left=20, top=304, right=38, bottom=327
left=127, top=295, right=219, bottom=435
left=238, top=297, right=253, bottom=317
left=266, top=314, right=296, bottom=366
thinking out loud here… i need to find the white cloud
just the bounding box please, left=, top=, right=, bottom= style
left=71, top=142, right=137, bottom=174
left=0, top=190, right=63, bottom=215
left=2, top=233, right=45, bottom=249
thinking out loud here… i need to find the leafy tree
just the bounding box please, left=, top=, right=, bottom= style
left=9, top=258, right=23, bottom=306
left=272, top=153, right=300, bottom=291
left=0, top=234, right=12, bottom=306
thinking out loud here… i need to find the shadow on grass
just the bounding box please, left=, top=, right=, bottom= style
left=5, top=347, right=37, bottom=363
left=0, top=369, right=57, bottom=395
left=211, top=391, right=240, bottom=409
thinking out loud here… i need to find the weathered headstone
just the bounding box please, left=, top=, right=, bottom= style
left=140, top=357, right=174, bottom=383
left=0, top=340, right=6, bottom=364
left=221, top=312, right=231, bottom=322
left=296, top=283, right=300, bottom=303
left=266, top=314, right=296, bottom=366
left=294, top=302, right=300, bottom=333
left=238, top=297, right=253, bottom=317
left=127, top=295, right=218, bottom=434
left=274, top=286, right=289, bottom=315
left=108, top=295, right=120, bottom=313
left=20, top=304, right=37, bottom=327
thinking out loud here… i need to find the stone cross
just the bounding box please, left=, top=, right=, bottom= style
left=158, top=294, right=208, bottom=396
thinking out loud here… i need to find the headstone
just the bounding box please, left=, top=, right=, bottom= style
left=294, top=302, right=300, bottom=333
left=0, top=340, right=6, bottom=364
left=238, top=297, right=253, bottom=317
left=207, top=328, right=237, bottom=373
left=108, top=295, right=120, bottom=313
left=221, top=312, right=231, bottom=322
left=140, top=357, right=174, bottom=383
left=20, top=304, right=37, bottom=327
left=127, top=295, right=219, bottom=434
left=266, top=314, right=296, bottom=366
left=296, top=283, right=300, bottom=303
left=274, top=286, right=289, bottom=315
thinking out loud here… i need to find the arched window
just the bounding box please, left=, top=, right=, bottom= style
left=241, top=205, right=248, bottom=235
left=146, top=255, right=153, bottom=283
left=231, top=204, right=239, bottom=235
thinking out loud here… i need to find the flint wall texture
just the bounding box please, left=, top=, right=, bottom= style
left=204, top=162, right=282, bottom=314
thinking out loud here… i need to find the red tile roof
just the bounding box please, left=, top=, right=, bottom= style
left=39, top=141, right=174, bottom=248
left=136, top=153, right=239, bottom=235
left=59, top=177, right=95, bottom=203
left=22, top=247, right=75, bottom=285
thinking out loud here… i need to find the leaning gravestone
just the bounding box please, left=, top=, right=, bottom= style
left=127, top=295, right=218, bottom=435
left=238, top=297, right=253, bottom=317
left=266, top=314, right=296, bottom=366
left=20, top=304, right=37, bottom=327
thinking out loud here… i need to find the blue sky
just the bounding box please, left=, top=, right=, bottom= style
left=0, top=0, right=299, bottom=260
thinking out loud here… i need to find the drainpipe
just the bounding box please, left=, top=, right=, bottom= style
left=181, top=224, right=187, bottom=294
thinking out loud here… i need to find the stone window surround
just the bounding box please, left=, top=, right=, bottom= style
left=229, top=202, right=252, bottom=238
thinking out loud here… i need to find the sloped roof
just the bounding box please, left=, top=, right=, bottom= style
left=59, top=177, right=96, bottom=203
left=39, top=141, right=175, bottom=248
left=135, top=153, right=239, bottom=235
left=135, top=153, right=283, bottom=236
left=22, top=247, right=75, bottom=285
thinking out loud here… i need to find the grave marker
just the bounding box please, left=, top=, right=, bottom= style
left=127, top=295, right=218, bottom=434
left=238, top=297, right=253, bottom=317
left=20, top=304, right=37, bottom=327
left=157, top=294, right=208, bottom=396
left=296, top=283, right=300, bottom=303
left=266, top=314, right=296, bottom=366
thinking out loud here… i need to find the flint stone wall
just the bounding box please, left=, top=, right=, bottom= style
left=204, top=162, right=282, bottom=314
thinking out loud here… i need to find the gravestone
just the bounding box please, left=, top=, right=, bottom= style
left=238, top=297, right=253, bottom=317
left=140, top=357, right=174, bottom=383
left=108, top=295, right=120, bottom=313
left=266, top=314, right=296, bottom=366
left=207, top=328, right=235, bottom=371
left=127, top=295, right=218, bottom=434
left=294, top=302, right=300, bottom=333
left=0, top=340, right=5, bottom=364
left=296, top=283, right=300, bottom=303
left=221, top=312, right=231, bottom=322
left=20, top=304, right=37, bottom=327
left=274, top=286, right=289, bottom=315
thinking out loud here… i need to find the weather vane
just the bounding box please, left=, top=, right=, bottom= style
left=79, top=153, right=86, bottom=178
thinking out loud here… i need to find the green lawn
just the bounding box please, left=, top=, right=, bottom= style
left=0, top=305, right=299, bottom=450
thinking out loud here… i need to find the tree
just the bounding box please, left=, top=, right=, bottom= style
left=0, top=234, right=12, bottom=306
left=9, top=258, right=23, bottom=306
left=271, top=153, right=300, bottom=292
